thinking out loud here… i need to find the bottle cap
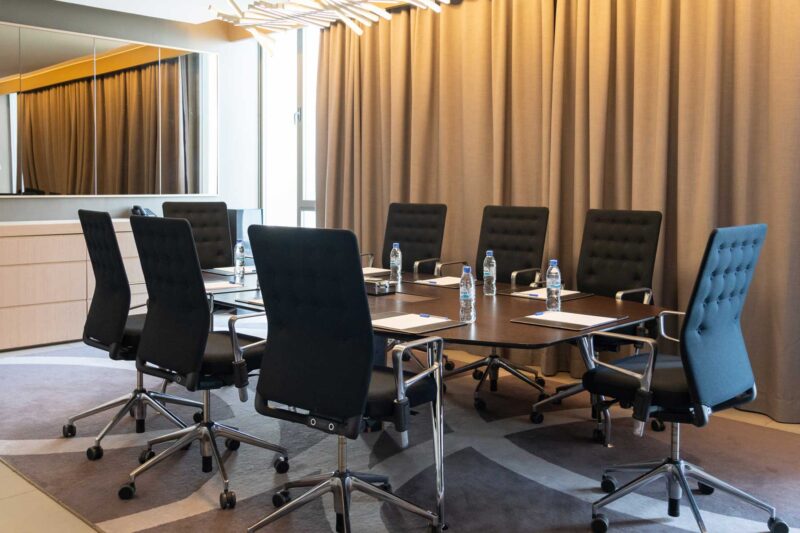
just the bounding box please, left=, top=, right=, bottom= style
left=486, top=250, right=493, bottom=257
left=393, top=242, right=400, bottom=249
left=463, top=266, right=472, bottom=274
left=549, top=259, right=558, bottom=266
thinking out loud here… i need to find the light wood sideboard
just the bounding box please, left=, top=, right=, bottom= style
left=0, top=219, right=145, bottom=351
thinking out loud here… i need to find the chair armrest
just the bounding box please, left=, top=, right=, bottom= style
left=588, top=331, right=658, bottom=437
left=510, top=267, right=542, bottom=286
left=390, top=337, right=445, bottom=404
left=615, top=287, right=654, bottom=305
left=434, top=260, right=468, bottom=277
left=360, top=252, right=375, bottom=268
left=413, top=257, right=440, bottom=274
left=658, top=310, right=685, bottom=343
left=228, top=311, right=267, bottom=402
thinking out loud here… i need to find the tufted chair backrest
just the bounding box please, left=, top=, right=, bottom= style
left=79, top=210, right=132, bottom=353
left=576, top=209, right=662, bottom=298
left=381, top=203, right=447, bottom=274
left=681, top=224, right=766, bottom=411
left=162, top=201, right=233, bottom=269
left=475, top=206, right=549, bottom=283
left=250, top=226, right=374, bottom=437
left=131, top=216, right=210, bottom=388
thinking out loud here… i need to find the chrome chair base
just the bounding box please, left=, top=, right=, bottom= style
left=62, top=371, right=203, bottom=460
left=591, top=423, right=786, bottom=533
left=118, top=390, right=289, bottom=509
left=444, top=352, right=546, bottom=408
left=249, top=436, right=444, bottom=533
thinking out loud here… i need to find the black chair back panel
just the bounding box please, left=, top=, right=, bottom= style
left=681, top=224, right=766, bottom=409
left=250, top=226, right=374, bottom=423
left=381, top=203, right=447, bottom=274
left=162, top=201, right=233, bottom=269
left=79, top=210, right=131, bottom=349
left=576, top=209, right=662, bottom=297
left=130, top=216, right=210, bottom=377
left=475, top=206, right=549, bottom=283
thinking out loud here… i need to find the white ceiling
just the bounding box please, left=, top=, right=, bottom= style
left=55, top=0, right=234, bottom=24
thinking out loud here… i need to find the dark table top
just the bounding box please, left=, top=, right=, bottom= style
left=212, top=271, right=663, bottom=350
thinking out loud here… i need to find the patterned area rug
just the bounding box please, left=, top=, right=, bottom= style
left=0, top=341, right=798, bottom=532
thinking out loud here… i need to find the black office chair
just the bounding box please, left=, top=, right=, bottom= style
left=117, top=216, right=287, bottom=509
left=362, top=202, right=447, bottom=275
left=438, top=205, right=550, bottom=406
left=62, top=210, right=203, bottom=461
left=247, top=225, right=445, bottom=533
left=162, top=201, right=233, bottom=269
left=583, top=224, right=788, bottom=533
left=531, top=209, right=662, bottom=445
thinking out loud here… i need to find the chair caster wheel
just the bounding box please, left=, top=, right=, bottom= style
left=769, top=517, right=789, bottom=533
left=591, top=513, right=609, bottom=533
left=272, top=490, right=291, bottom=508
left=138, top=449, right=155, bottom=464
left=473, top=398, right=487, bottom=411
left=697, top=482, right=714, bottom=495
left=273, top=456, right=290, bottom=474
left=651, top=419, right=666, bottom=432
left=135, top=419, right=145, bottom=433
left=537, top=393, right=549, bottom=403
left=535, top=376, right=546, bottom=387
left=128, top=407, right=136, bottom=418
left=668, top=497, right=680, bottom=517
left=489, top=379, right=498, bottom=392
left=472, top=369, right=484, bottom=381
left=592, top=429, right=606, bottom=444
left=193, top=411, right=203, bottom=424
left=62, top=424, right=76, bottom=438
left=428, top=524, right=449, bottom=532
left=202, top=455, right=213, bottom=473
left=600, top=475, right=617, bottom=493
left=118, top=483, right=136, bottom=500
left=530, top=411, right=544, bottom=424
left=219, top=490, right=236, bottom=509
left=444, top=360, right=455, bottom=371
left=224, top=438, right=240, bottom=451
left=86, top=446, right=103, bottom=461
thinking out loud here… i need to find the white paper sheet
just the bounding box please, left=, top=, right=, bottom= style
left=362, top=267, right=391, bottom=276
left=236, top=298, right=263, bottom=306
left=212, top=266, right=256, bottom=274
left=415, top=276, right=462, bottom=287
left=512, top=288, right=581, bottom=299
left=372, top=313, right=450, bottom=331
left=204, top=281, right=244, bottom=291
left=525, top=311, right=618, bottom=327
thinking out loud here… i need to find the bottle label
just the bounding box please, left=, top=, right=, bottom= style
left=483, top=269, right=491, bottom=278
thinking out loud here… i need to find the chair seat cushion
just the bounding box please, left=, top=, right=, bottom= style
left=582, top=353, right=691, bottom=410
left=118, top=313, right=146, bottom=360
left=200, top=332, right=263, bottom=376
left=365, top=366, right=437, bottom=419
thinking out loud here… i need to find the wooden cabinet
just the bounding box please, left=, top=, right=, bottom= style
left=0, top=219, right=144, bottom=350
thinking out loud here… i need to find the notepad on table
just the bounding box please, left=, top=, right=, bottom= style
left=414, top=276, right=462, bottom=287
left=512, top=311, right=625, bottom=331
left=372, top=313, right=450, bottom=333
left=511, top=288, right=581, bottom=299
left=204, top=281, right=243, bottom=291
left=210, top=266, right=256, bottom=274
left=362, top=267, right=391, bottom=276
left=236, top=297, right=263, bottom=306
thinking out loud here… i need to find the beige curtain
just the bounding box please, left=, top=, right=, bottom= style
left=18, top=79, right=94, bottom=194
left=317, top=0, right=800, bottom=421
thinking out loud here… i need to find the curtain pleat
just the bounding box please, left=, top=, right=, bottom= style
left=316, top=0, right=800, bottom=422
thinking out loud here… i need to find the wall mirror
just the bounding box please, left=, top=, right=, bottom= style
left=0, top=23, right=218, bottom=197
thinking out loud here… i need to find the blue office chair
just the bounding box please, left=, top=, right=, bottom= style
left=582, top=224, right=788, bottom=533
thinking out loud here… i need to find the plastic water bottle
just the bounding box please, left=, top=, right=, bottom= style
left=546, top=259, right=561, bottom=312
left=233, top=240, right=246, bottom=280
left=460, top=265, right=476, bottom=323
left=389, top=242, right=402, bottom=282
left=483, top=250, right=496, bottom=296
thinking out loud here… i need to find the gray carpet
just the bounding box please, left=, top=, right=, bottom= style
left=0, top=343, right=797, bottom=532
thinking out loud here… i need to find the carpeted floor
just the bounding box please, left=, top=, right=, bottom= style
left=0, top=341, right=797, bottom=532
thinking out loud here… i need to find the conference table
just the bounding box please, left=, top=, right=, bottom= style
left=205, top=269, right=664, bottom=445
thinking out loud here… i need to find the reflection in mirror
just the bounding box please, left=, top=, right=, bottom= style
left=0, top=24, right=20, bottom=196
left=18, top=28, right=95, bottom=195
